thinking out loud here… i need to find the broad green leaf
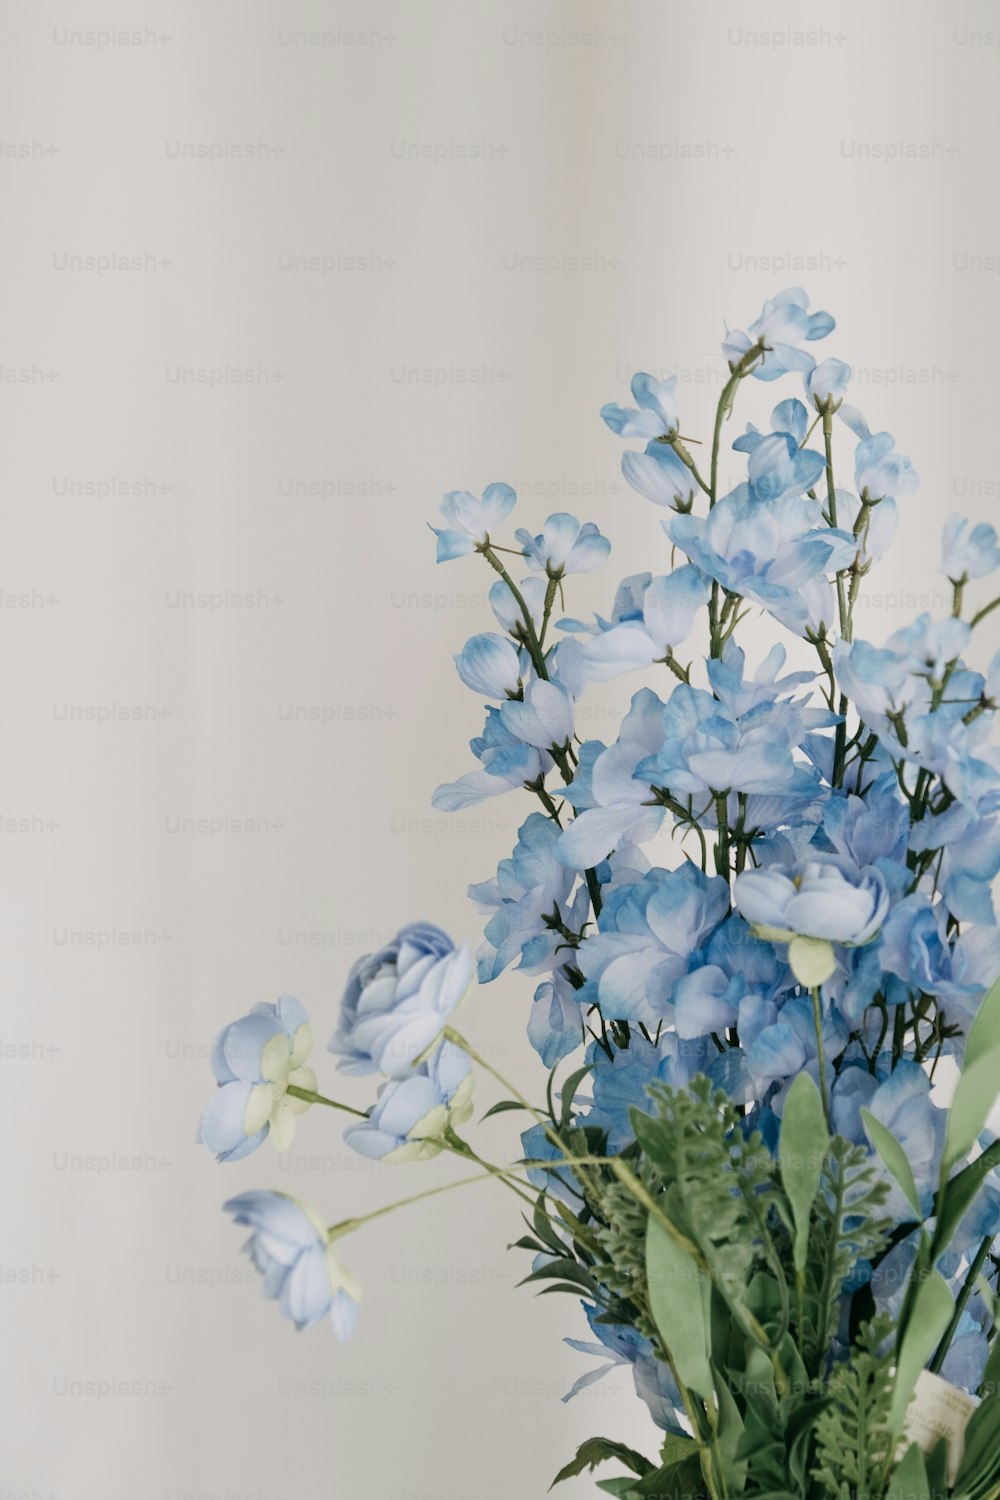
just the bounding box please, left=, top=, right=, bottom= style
left=646, top=1212, right=714, bottom=1400
left=549, top=1437, right=653, bottom=1488
left=954, top=1388, right=1000, bottom=1494
left=781, top=1073, right=829, bottom=1271
left=862, top=1107, right=922, bottom=1218
left=932, top=1138, right=1000, bottom=1257
left=788, top=935, right=837, bottom=986
left=632, top=1456, right=704, bottom=1498
left=890, top=1270, right=955, bottom=1436
left=943, top=1047, right=1000, bottom=1170
left=964, top=971, right=1000, bottom=1071
left=658, top=1434, right=698, bottom=1467
left=886, top=1443, right=930, bottom=1500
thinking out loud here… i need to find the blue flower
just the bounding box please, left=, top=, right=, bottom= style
left=527, top=971, right=586, bottom=1066
left=343, top=1041, right=473, bottom=1162
left=470, top=812, right=586, bottom=982
left=556, top=688, right=668, bottom=868
left=584, top=1033, right=712, bottom=1152
left=732, top=427, right=826, bottom=504
left=734, top=854, right=889, bottom=987
left=499, top=678, right=575, bottom=752
left=941, top=514, right=1000, bottom=582
left=454, top=633, right=523, bottom=698
left=198, top=995, right=316, bottom=1161
left=565, top=1304, right=686, bottom=1433
left=575, top=864, right=730, bottom=1027
left=834, top=614, right=971, bottom=722
left=432, top=705, right=551, bottom=811
left=571, top=567, right=709, bottom=683
left=863, top=1060, right=946, bottom=1215
left=806, top=357, right=853, bottom=411
left=432, top=482, right=517, bottom=562
left=812, top=773, right=909, bottom=868
left=621, top=441, right=698, bottom=509
left=328, top=922, right=472, bottom=1079
left=515, top=513, right=611, bottom=576
left=637, top=673, right=828, bottom=803
left=910, top=803, right=1000, bottom=925
left=668, top=492, right=856, bottom=636
left=600, top=372, right=679, bottom=439
left=879, top=893, right=1000, bottom=1010
left=722, top=287, right=835, bottom=380
left=674, top=914, right=787, bottom=1040
left=223, top=1190, right=360, bottom=1338
left=839, top=407, right=919, bottom=500
left=489, top=575, right=547, bottom=637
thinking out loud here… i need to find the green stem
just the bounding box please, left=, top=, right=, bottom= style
left=443, top=1129, right=537, bottom=1208
left=329, top=1170, right=506, bottom=1237
left=480, top=543, right=547, bottom=678
left=286, top=1084, right=368, bottom=1119
left=811, top=988, right=831, bottom=1128
left=929, top=1235, right=993, bottom=1374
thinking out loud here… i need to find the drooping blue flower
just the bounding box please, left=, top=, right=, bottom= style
left=223, top=1190, right=360, bottom=1338
left=839, top=407, right=919, bottom=501
left=454, top=633, right=523, bottom=698
left=565, top=1303, right=686, bottom=1434
left=621, top=440, right=698, bottom=509
left=600, top=372, right=679, bottom=439
left=575, top=864, right=730, bottom=1027
left=556, top=689, right=667, bottom=869
left=498, top=677, right=575, bottom=753
left=733, top=428, right=826, bottom=505
left=489, top=575, right=547, bottom=637
left=571, top=567, right=709, bottom=683
left=910, top=802, right=1000, bottom=925
left=879, top=893, right=1000, bottom=1011
left=941, top=514, right=1000, bottom=582
left=806, top=357, right=853, bottom=411
left=668, top=492, right=857, bottom=636
left=198, top=995, right=316, bottom=1162
left=722, top=287, right=835, bottom=381
left=470, top=812, right=587, bottom=982
left=527, top=970, right=586, bottom=1066
left=343, top=1041, right=473, bottom=1162
left=515, top=513, right=611, bottom=576
left=432, top=482, right=517, bottom=562
left=328, top=922, right=472, bottom=1079
left=432, top=705, right=551, bottom=811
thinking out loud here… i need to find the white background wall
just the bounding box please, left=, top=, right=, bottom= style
left=3, top=2, right=999, bottom=1497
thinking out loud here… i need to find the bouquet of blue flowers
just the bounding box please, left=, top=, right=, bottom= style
left=201, top=289, right=1000, bottom=1498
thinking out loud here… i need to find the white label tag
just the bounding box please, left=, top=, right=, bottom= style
left=900, top=1369, right=978, bottom=1485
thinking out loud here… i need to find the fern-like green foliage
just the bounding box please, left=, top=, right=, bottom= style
left=812, top=1317, right=896, bottom=1500
left=800, top=1137, right=893, bottom=1376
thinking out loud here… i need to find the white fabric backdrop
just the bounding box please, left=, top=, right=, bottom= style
left=3, top=1, right=999, bottom=1495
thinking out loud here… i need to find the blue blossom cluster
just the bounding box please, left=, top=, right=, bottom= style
left=201, top=293, right=999, bottom=1434
left=428, top=287, right=1000, bottom=1411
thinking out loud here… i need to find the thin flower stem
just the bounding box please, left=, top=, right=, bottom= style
left=929, top=1234, right=993, bottom=1374
left=811, top=988, right=831, bottom=1127
left=329, top=1170, right=508, bottom=1238
left=286, top=1084, right=369, bottom=1119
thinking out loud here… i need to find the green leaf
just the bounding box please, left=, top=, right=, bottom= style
left=953, top=1387, right=1000, bottom=1489
left=595, top=1482, right=637, bottom=1498
left=886, top=1443, right=930, bottom=1500
left=979, top=1331, right=1000, bottom=1400
left=781, top=1073, right=829, bottom=1272
left=890, top=1270, right=955, bottom=1436
left=559, top=1064, right=593, bottom=1129
left=788, top=935, right=837, bottom=986
left=549, top=1437, right=653, bottom=1488
left=862, top=1107, right=922, bottom=1218
left=964, top=971, right=1000, bottom=1071
left=632, top=1456, right=704, bottom=1498
left=646, top=1211, right=714, bottom=1400
left=932, top=1138, right=1000, bottom=1257
left=479, top=1098, right=531, bottom=1121
left=658, top=1434, right=698, bottom=1467
left=943, top=1047, right=1000, bottom=1171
